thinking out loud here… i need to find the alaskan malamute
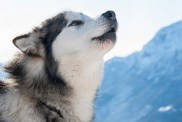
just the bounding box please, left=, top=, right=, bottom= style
left=0, top=10, right=118, bottom=122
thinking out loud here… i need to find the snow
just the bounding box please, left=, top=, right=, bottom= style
left=158, top=105, right=173, bottom=112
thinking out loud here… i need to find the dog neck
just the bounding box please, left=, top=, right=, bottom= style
left=59, top=58, right=103, bottom=89
left=58, top=57, right=104, bottom=121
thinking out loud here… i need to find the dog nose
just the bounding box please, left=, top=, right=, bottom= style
left=102, top=11, right=116, bottom=20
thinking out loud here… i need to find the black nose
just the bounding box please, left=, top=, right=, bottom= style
left=102, top=11, right=116, bottom=20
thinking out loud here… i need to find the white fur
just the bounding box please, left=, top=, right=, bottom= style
left=58, top=57, right=103, bottom=121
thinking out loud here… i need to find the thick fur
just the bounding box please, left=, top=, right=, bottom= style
left=0, top=11, right=117, bottom=122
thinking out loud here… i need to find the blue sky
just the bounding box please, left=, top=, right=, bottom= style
left=0, top=0, right=182, bottom=62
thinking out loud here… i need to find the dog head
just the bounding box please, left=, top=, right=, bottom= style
left=13, top=11, right=118, bottom=63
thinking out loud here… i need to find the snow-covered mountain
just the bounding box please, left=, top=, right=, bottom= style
left=96, top=21, right=182, bottom=122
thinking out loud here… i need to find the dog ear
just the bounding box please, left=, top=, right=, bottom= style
left=13, top=33, right=44, bottom=56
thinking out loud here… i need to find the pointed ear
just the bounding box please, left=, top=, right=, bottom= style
left=13, top=33, right=44, bottom=56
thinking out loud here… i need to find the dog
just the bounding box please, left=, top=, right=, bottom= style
left=0, top=10, right=118, bottom=122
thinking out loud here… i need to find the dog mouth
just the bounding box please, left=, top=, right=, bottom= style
left=92, top=25, right=117, bottom=42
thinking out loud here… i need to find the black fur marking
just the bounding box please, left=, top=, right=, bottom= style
left=35, top=12, right=68, bottom=86
left=36, top=100, right=63, bottom=122
left=0, top=81, right=6, bottom=88
left=39, top=100, right=63, bottom=118
left=0, top=80, right=7, bottom=94
left=5, top=56, right=25, bottom=80
left=41, top=14, right=67, bottom=82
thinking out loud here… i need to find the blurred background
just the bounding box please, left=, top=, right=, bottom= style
left=0, top=0, right=182, bottom=121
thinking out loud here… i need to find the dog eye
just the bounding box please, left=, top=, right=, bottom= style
left=69, top=20, right=83, bottom=27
